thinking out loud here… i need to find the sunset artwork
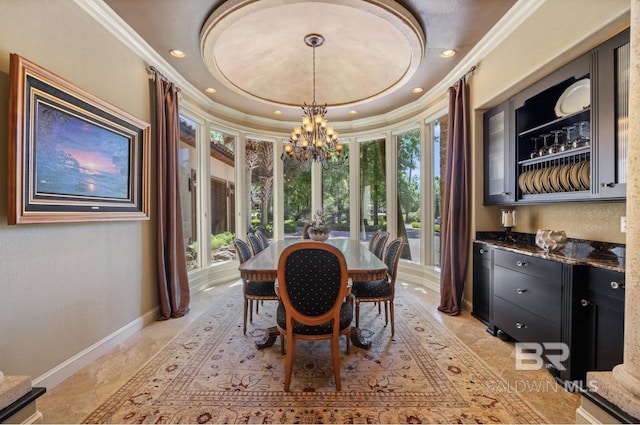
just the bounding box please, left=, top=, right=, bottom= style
left=34, top=103, right=131, bottom=200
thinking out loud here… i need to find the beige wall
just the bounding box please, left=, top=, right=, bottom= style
left=0, top=0, right=156, bottom=381
left=0, top=0, right=632, bottom=386
left=471, top=0, right=630, bottom=246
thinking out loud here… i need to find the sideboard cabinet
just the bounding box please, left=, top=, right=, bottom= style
left=473, top=244, right=625, bottom=385
left=483, top=28, right=629, bottom=205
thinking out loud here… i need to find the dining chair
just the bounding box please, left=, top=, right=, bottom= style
left=275, top=242, right=352, bottom=391
left=371, top=231, right=389, bottom=260
left=351, top=237, right=403, bottom=337
left=247, top=233, right=265, bottom=255
left=367, top=229, right=383, bottom=252
left=255, top=229, right=270, bottom=248
left=233, top=238, right=278, bottom=335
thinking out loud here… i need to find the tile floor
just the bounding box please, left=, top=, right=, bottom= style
left=37, top=280, right=580, bottom=424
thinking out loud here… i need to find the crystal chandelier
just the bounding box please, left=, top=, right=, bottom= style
left=282, top=34, right=346, bottom=168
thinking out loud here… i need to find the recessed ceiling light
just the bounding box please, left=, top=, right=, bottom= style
left=274, top=110, right=282, bottom=115
left=349, top=110, right=358, bottom=115
left=170, top=49, right=186, bottom=58
left=205, top=87, right=216, bottom=94
left=412, top=87, right=424, bottom=94
left=440, top=49, right=456, bottom=58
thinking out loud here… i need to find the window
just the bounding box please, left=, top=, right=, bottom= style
left=432, top=118, right=445, bottom=267
left=179, top=115, right=199, bottom=271
left=359, top=138, right=386, bottom=246
left=322, top=144, right=350, bottom=239
left=283, top=159, right=311, bottom=239
left=209, top=128, right=236, bottom=265
left=246, top=138, right=274, bottom=240
left=396, top=128, right=421, bottom=262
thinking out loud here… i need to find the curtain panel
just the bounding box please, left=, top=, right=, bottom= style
left=154, top=74, right=190, bottom=319
left=438, top=77, right=471, bottom=316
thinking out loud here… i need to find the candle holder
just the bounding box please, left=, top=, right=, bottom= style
left=500, top=209, right=517, bottom=243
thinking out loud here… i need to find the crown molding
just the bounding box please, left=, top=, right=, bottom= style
left=74, top=0, right=543, bottom=134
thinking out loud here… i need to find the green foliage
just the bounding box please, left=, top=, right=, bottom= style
left=411, top=222, right=421, bottom=228
left=211, top=232, right=234, bottom=250
left=434, top=224, right=440, bottom=233
left=284, top=219, right=297, bottom=233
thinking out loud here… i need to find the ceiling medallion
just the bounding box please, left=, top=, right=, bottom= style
left=200, top=0, right=425, bottom=110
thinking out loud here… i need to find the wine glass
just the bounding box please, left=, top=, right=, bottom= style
left=539, top=134, right=551, bottom=157
left=561, top=125, right=575, bottom=152
left=530, top=137, right=540, bottom=159
left=548, top=130, right=563, bottom=154
left=572, top=121, right=590, bottom=148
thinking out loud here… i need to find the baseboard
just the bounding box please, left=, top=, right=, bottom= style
left=33, top=307, right=159, bottom=390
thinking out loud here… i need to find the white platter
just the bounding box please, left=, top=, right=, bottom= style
left=555, top=78, right=590, bottom=117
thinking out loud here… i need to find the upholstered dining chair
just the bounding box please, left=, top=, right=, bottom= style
left=275, top=242, right=352, bottom=391
left=367, top=229, right=383, bottom=252
left=255, top=229, right=270, bottom=249
left=352, top=237, right=403, bottom=337
left=233, top=238, right=278, bottom=335
left=247, top=233, right=265, bottom=255
left=371, top=231, right=389, bottom=260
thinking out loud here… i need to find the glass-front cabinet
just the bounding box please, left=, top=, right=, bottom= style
left=594, top=29, right=629, bottom=199
left=483, top=98, right=515, bottom=205
left=483, top=28, right=629, bottom=205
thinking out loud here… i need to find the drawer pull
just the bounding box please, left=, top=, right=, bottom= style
left=610, top=281, right=625, bottom=290
left=515, top=322, right=527, bottom=329
left=479, top=248, right=486, bottom=254
left=600, top=182, right=616, bottom=188
left=581, top=299, right=591, bottom=307
left=516, top=288, right=528, bottom=294
left=516, top=260, right=528, bottom=267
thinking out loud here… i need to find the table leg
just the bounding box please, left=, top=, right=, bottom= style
left=254, top=327, right=279, bottom=349
left=255, top=327, right=371, bottom=350
left=350, top=327, right=372, bottom=349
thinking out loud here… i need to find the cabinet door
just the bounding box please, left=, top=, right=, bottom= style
left=594, top=29, right=629, bottom=199
left=581, top=268, right=625, bottom=372
left=483, top=98, right=515, bottom=205
left=472, top=242, right=492, bottom=324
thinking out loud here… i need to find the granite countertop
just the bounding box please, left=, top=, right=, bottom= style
left=475, top=232, right=625, bottom=273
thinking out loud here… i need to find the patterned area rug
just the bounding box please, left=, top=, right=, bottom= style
left=84, top=287, right=547, bottom=424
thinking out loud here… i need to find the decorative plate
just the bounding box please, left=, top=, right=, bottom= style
left=555, top=78, right=590, bottom=117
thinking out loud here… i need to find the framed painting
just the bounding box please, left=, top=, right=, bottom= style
left=8, top=54, right=150, bottom=224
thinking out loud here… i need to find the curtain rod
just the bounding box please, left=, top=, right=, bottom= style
left=148, top=66, right=181, bottom=92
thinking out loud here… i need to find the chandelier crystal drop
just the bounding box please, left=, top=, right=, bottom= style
left=282, top=34, right=346, bottom=168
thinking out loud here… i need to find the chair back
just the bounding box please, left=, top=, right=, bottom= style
left=233, top=238, right=253, bottom=264
left=367, top=230, right=382, bottom=251
left=372, top=232, right=389, bottom=259
left=247, top=233, right=264, bottom=255
left=383, top=237, right=403, bottom=288
left=277, top=242, right=349, bottom=327
left=255, top=230, right=270, bottom=248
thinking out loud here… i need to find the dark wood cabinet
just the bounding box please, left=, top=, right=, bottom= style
left=482, top=28, right=629, bottom=205
left=593, top=29, right=629, bottom=199
left=472, top=242, right=492, bottom=325
left=573, top=267, right=625, bottom=379
left=471, top=242, right=626, bottom=386
left=483, top=98, right=515, bottom=205
left=492, top=249, right=566, bottom=345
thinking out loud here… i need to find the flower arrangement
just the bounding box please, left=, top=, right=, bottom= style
left=309, top=210, right=330, bottom=233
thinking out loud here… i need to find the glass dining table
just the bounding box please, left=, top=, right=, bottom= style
left=238, top=238, right=388, bottom=349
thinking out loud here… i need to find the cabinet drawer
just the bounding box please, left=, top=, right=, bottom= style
left=494, top=266, right=562, bottom=324
left=587, top=267, right=625, bottom=300
left=494, top=297, right=561, bottom=343
left=494, top=249, right=562, bottom=281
